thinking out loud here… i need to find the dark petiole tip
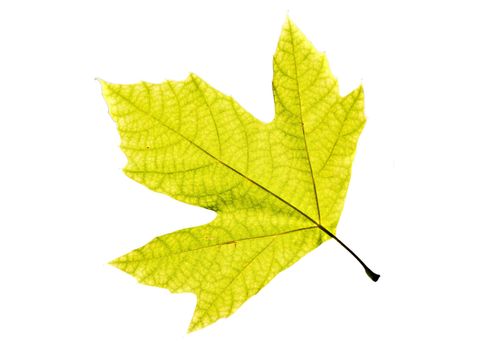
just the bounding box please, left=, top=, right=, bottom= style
left=365, top=268, right=380, bottom=282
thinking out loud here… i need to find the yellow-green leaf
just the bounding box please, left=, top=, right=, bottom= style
left=100, top=18, right=377, bottom=332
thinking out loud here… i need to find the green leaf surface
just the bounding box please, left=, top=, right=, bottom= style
left=101, top=18, right=370, bottom=332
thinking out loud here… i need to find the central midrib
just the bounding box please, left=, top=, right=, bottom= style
left=287, top=21, right=322, bottom=225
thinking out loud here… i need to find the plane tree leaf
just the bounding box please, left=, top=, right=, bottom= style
left=100, top=18, right=378, bottom=332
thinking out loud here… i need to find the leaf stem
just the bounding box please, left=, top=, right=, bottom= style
left=317, top=224, right=380, bottom=282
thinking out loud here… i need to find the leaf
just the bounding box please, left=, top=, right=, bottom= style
left=100, top=17, right=378, bottom=332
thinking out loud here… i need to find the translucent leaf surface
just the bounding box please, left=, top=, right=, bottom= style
left=101, top=18, right=367, bottom=332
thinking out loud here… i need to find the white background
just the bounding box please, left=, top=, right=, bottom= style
left=1, top=0, right=483, bottom=349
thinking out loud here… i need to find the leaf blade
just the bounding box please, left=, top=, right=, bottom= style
left=102, top=17, right=370, bottom=331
